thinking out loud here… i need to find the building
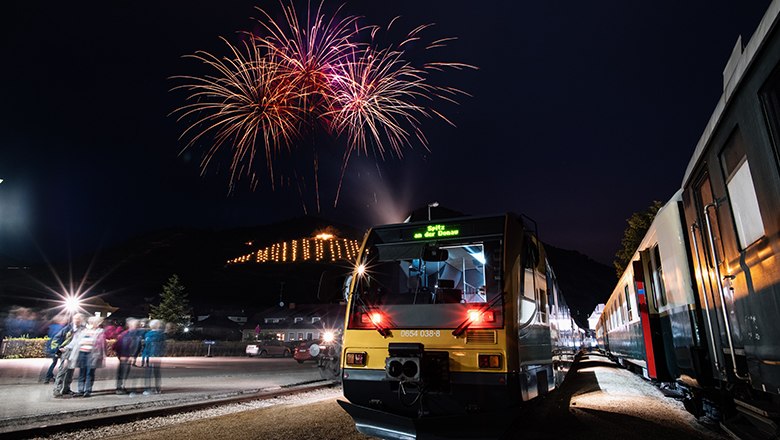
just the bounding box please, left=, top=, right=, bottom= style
left=244, top=303, right=346, bottom=342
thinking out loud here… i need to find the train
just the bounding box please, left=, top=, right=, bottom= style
left=597, top=3, right=780, bottom=438
left=336, top=213, right=583, bottom=439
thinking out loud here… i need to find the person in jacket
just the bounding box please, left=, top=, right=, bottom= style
left=43, top=314, right=67, bottom=384
left=53, top=313, right=85, bottom=397
left=68, top=316, right=106, bottom=397
left=114, top=318, right=142, bottom=394
left=143, top=319, right=166, bottom=395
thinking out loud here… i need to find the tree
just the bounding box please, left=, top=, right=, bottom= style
left=614, top=201, right=663, bottom=277
left=150, top=274, right=192, bottom=329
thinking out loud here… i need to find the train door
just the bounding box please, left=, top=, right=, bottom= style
left=689, top=163, right=749, bottom=382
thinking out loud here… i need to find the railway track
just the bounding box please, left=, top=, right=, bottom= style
left=4, top=379, right=340, bottom=440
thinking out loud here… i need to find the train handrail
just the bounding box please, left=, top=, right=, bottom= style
left=703, top=202, right=749, bottom=381
left=690, top=222, right=723, bottom=379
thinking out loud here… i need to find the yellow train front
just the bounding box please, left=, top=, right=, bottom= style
left=337, top=214, right=580, bottom=439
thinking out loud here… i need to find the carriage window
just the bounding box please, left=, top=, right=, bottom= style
left=538, top=287, right=548, bottom=324
left=650, top=245, right=667, bottom=307
left=720, top=130, right=765, bottom=248
left=759, top=63, right=780, bottom=169
left=624, top=284, right=634, bottom=321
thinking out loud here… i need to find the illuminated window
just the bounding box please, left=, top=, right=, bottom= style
left=721, top=130, right=765, bottom=249
left=650, top=245, right=667, bottom=307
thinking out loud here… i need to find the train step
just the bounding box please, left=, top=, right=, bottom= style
left=734, top=398, right=780, bottom=419
left=720, top=400, right=780, bottom=440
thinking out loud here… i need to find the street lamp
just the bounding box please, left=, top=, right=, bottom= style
left=427, top=202, right=439, bottom=221
left=64, top=294, right=81, bottom=315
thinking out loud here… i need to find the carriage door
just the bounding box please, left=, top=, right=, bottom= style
left=691, top=163, right=748, bottom=380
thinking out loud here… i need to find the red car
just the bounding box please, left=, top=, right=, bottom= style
left=293, top=340, right=321, bottom=363
left=293, top=331, right=340, bottom=364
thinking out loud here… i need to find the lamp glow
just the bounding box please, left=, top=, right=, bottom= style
left=64, top=295, right=80, bottom=314
left=323, top=331, right=335, bottom=343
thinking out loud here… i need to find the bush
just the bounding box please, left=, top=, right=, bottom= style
left=1, top=337, right=253, bottom=358
left=1, top=337, right=48, bottom=358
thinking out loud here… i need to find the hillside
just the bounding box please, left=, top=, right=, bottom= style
left=1, top=217, right=614, bottom=329
left=544, top=244, right=616, bottom=328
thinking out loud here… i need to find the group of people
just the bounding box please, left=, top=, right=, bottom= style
left=45, top=314, right=167, bottom=397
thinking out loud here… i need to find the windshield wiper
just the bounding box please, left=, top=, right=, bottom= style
left=451, top=291, right=505, bottom=337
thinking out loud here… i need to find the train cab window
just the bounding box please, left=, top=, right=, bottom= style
left=650, top=245, right=667, bottom=307
left=367, top=241, right=495, bottom=306
left=720, top=130, right=765, bottom=249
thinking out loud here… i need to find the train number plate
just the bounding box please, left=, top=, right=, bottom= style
left=399, top=330, right=441, bottom=338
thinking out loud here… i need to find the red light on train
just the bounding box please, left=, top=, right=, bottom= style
left=467, top=310, right=495, bottom=323
left=361, top=312, right=384, bottom=325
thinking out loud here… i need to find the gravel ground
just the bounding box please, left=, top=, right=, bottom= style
left=501, top=353, right=726, bottom=440
left=31, top=353, right=727, bottom=440
left=32, top=387, right=369, bottom=440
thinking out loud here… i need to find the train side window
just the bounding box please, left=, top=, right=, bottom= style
left=720, top=130, right=765, bottom=249
left=650, top=245, right=667, bottom=307
left=538, top=287, right=548, bottom=324
left=516, top=256, right=536, bottom=326
left=758, top=63, right=780, bottom=170
left=624, top=284, right=634, bottom=321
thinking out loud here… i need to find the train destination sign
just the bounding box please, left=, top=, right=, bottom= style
left=413, top=224, right=460, bottom=239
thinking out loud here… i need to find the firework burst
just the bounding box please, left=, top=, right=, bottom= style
left=172, top=1, right=475, bottom=205
left=172, top=38, right=302, bottom=190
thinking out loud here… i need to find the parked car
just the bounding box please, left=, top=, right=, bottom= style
left=293, top=339, right=321, bottom=364
left=246, top=340, right=292, bottom=358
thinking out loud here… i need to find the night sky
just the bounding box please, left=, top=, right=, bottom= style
left=0, top=1, right=772, bottom=266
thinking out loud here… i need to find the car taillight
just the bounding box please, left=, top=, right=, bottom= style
left=346, top=352, right=367, bottom=366
left=478, top=354, right=502, bottom=369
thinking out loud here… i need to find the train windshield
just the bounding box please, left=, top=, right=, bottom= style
left=354, top=235, right=501, bottom=306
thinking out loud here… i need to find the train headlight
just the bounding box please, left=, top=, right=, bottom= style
left=346, top=352, right=367, bottom=366
left=478, top=354, right=502, bottom=369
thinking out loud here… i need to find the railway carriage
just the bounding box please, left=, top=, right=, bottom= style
left=337, top=214, right=581, bottom=440
left=597, top=192, right=701, bottom=384
left=600, top=2, right=780, bottom=437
